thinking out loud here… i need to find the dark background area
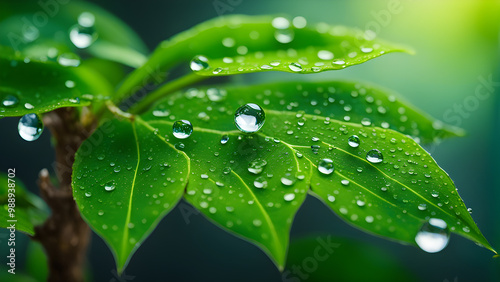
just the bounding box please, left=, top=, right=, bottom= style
left=0, top=0, right=499, bottom=281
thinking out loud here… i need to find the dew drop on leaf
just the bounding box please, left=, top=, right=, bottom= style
left=2, top=95, right=19, bottom=107
left=172, top=120, right=193, bottom=139
left=288, top=62, right=302, bottom=72
left=366, top=149, right=383, bottom=163
left=253, top=176, right=268, bottom=189
left=415, top=218, right=450, bottom=253
left=284, top=193, right=295, bottom=202
left=318, top=158, right=334, bottom=175
left=347, top=135, right=360, bottom=148
left=18, top=113, right=43, bottom=141
left=220, top=135, right=229, bottom=145
left=207, top=88, right=227, bottom=102
left=190, top=55, right=209, bottom=71
left=234, top=103, right=265, bottom=133
left=105, top=181, right=116, bottom=192
left=248, top=158, right=267, bottom=174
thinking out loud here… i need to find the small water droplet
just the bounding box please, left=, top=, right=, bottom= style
left=220, top=135, right=229, bottom=144
left=418, top=203, right=427, bottom=211
left=366, top=149, right=383, bottom=163
left=281, top=174, right=295, bottom=186
left=234, top=103, right=265, bottom=133
left=317, top=50, right=334, bottom=60
left=105, top=181, right=116, bottom=192
left=190, top=55, right=209, bottom=71
left=284, top=193, right=295, bottom=202
left=57, top=53, right=81, bottom=67
left=348, top=135, right=360, bottom=148
left=85, top=192, right=92, bottom=198
left=18, top=113, right=43, bottom=141
left=254, top=177, right=268, bottom=189
left=253, top=219, right=262, bottom=227
left=356, top=200, right=365, bottom=207
left=172, top=120, right=193, bottom=139
left=248, top=158, right=267, bottom=174
left=318, top=158, right=334, bottom=175
left=2, top=95, right=19, bottom=107
left=207, top=88, right=227, bottom=102
left=288, top=62, right=302, bottom=72
left=415, top=218, right=450, bottom=253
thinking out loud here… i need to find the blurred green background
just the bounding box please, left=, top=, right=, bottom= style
left=0, top=0, right=499, bottom=281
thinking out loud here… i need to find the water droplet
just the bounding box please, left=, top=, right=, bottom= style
left=24, top=103, right=35, bottom=110
left=272, top=17, right=290, bottom=29
left=366, top=149, right=383, bottom=163
left=85, top=192, right=92, bottom=198
left=18, top=113, right=43, bottom=141
left=234, top=103, right=265, bottom=133
left=356, top=200, right=365, bottom=207
left=418, top=203, right=427, bottom=211
left=190, top=55, right=209, bottom=71
left=223, top=167, right=232, bottom=175
left=207, top=88, right=227, bottom=102
left=172, top=120, right=193, bottom=139
left=415, top=218, right=450, bottom=253
left=284, top=193, right=295, bottom=202
left=361, top=118, right=371, bottom=126
left=318, top=158, right=334, bottom=175
left=281, top=174, right=295, bottom=186
left=65, top=80, right=75, bottom=88
left=69, top=24, right=97, bottom=49
left=341, top=179, right=349, bottom=186
left=253, top=219, right=262, bottom=227
left=57, top=53, right=81, bottom=67
left=288, top=62, right=302, bottom=72
left=347, top=135, right=360, bottom=148
left=248, top=158, right=267, bottom=174
left=467, top=208, right=473, bottom=214
left=220, top=135, right=229, bottom=144
left=254, top=176, right=268, bottom=189
left=317, top=50, right=334, bottom=60
left=105, top=181, right=116, bottom=192
left=2, top=95, right=19, bottom=107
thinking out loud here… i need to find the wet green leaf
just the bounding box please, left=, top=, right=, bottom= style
left=0, top=45, right=112, bottom=118
left=139, top=82, right=493, bottom=255
left=72, top=118, right=189, bottom=272
left=117, top=15, right=409, bottom=101
left=0, top=1, right=148, bottom=67
left=0, top=172, right=49, bottom=236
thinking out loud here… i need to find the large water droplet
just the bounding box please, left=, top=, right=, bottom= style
left=366, top=149, right=383, bottom=163
left=248, top=158, right=267, bottom=174
left=172, top=120, right=193, bottom=139
left=415, top=218, right=450, bottom=253
left=69, top=23, right=97, bottom=49
left=288, top=62, right=302, bottom=72
left=234, top=103, right=265, bottom=133
left=190, top=55, right=209, bottom=71
left=318, top=158, right=334, bottom=175
left=105, top=181, right=116, bottom=192
left=348, top=135, right=360, bottom=148
left=18, top=113, right=43, bottom=141
left=2, top=95, right=19, bottom=107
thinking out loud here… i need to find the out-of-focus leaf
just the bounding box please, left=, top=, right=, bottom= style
left=0, top=45, right=112, bottom=118
left=0, top=172, right=49, bottom=236
left=285, top=235, right=418, bottom=282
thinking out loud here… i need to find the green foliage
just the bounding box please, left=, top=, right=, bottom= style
left=0, top=172, right=49, bottom=236
left=0, top=3, right=494, bottom=276
left=0, top=46, right=111, bottom=118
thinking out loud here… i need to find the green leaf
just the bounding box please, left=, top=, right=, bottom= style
left=26, top=241, right=48, bottom=282
left=117, top=15, right=409, bottom=101
left=0, top=1, right=147, bottom=67
left=0, top=172, right=49, bottom=236
left=0, top=45, right=112, bottom=118
left=286, top=235, right=417, bottom=281
left=72, top=117, right=189, bottom=272
left=140, top=82, right=494, bottom=255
